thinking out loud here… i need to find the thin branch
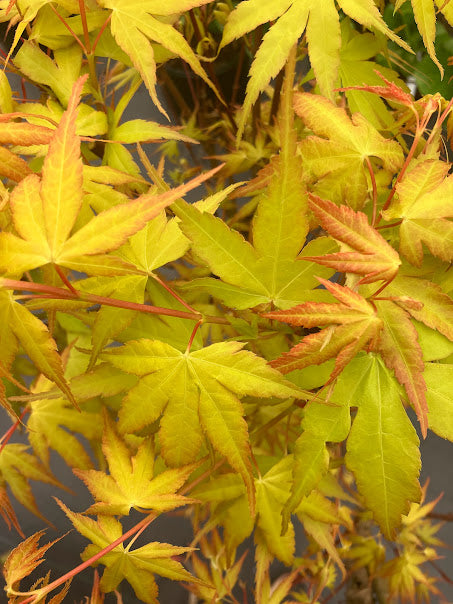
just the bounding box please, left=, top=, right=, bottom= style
left=54, top=265, right=77, bottom=295
left=186, top=319, right=203, bottom=353
left=0, top=279, right=230, bottom=325
left=153, top=273, right=198, bottom=314
left=48, top=4, right=86, bottom=53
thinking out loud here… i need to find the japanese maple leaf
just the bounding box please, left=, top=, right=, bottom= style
left=382, top=159, right=453, bottom=266
left=394, top=0, right=453, bottom=78
left=0, top=74, right=221, bottom=278
left=96, top=0, right=217, bottom=118
left=303, top=194, right=401, bottom=284
left=3, top=530, right=67, bottom=599
left=174, top=86, right=336, bottom=311
left=102, top=340, right=304, bottom=511
left=0, top=443, right=63, bottom=524
left=74, top=412, right=198, bottom=516
left=266, top=279, right=430, bottom=436
left=0, top=289, right=76, bottom=407
left=338, top=29, right=412, bottom=129
left=220, top=0, right=411, bottom=138
left=58, top=502, right=201, bottom=604
left=295, top=92, right=404, bottom=208
left=265, top=278, right=383, bottom=382
left=374, top=300, right=429, bottom=438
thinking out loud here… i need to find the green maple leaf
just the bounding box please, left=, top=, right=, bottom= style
left=220, top=0, right=412, bottom=138
left=382, top=159, right=453, bottom=266
left=338, top=24, right=410, bottom=129
left=393, top=0, right=453, bottom=77
left=74, top=412, right=198, bottom=516
left=281, top=389, right=350, bottom=532
left=174, top=85, right=336, bottom=311
left=345, top=354, right=421, bottom=539
left=58, top=501, right=201, bottom=604
left=295, top=92, right=404, bottom=209
left=27, top=373, right=102, bottom=470
left=102, top=339, right=304, bottom=511
left=424, top=362, right=453, bottom=440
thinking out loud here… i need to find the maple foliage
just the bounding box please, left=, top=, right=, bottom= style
left=0, top=1, right=453, bottom=603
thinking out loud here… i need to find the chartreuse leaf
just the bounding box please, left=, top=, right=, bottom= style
left=0, top=290, right=76, bottom=406
left=174, top=204, right=335, bottom=310
left=282, top=383, right=350, bottom=532
left=305, top=195, right=401, bottom=284
left=0, top=444, right=62, bottom=523
left=58, top=502, right=200, bottom=603
left=86, top=275, right=147, bottom=370
left=74, top=412, right=197, bottom=516
left=27, top=374, right=102, bottom=470
left=338, top=24, right=408, bottom=129
left=345, top=354, right=421, bottom=539
left=193, top=458, right=296, bottom=565
left=113, top=119, right=196, bottom=144
left=382, top=159, right=453, bottom=266
left=173, top=199, right=269, bottom=298
left=255, top=456, right=295, bottom=565
left=221, top=0, right=411, bottom=138
left=97, top=0, right=216, bottom=117
left=403, top=0, right=443, bottom=76
left=103, top=340, right=304, bottom=511
left=296, top=491, right=347, bottom=574
left=295, top=92, right=404, bottom=208
left=85, top=212, right=190, bottom=367
left=30, top=4, right=107, bottom=50
left=251, top=59, right=309, bottom=290
left=14, top=41, right=83, bottom=106
left=424, top=363, right=453, bottom=440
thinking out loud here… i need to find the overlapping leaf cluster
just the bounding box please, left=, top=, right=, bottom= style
left=0, top=1, right=452, bottom=603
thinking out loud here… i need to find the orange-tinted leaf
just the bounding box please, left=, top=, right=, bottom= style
left=388, top=275, right=453, bottom=341
left=266, top=279, right=382, bottom=377
left=304, top=194, right=401, bottom=283
left=40, top=75, right=87, bottom=256
left=376, top=300, right=428, bottom=437
left=3, top=530, right=63, bottom=593
left=0, top=485, right=24, bottom=536
left=295, top=92, right=404, bottom=208
left=0, top=145, right=31, bottom=182
left=0, top=443, right=62, bottom=523
left=383, top=160, right=453, bottom=265
left=336, top=69, right=413, bottom=106
left=0, top=121, right=54, bottom=145
left=59, top=165, right=222, bottom=261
